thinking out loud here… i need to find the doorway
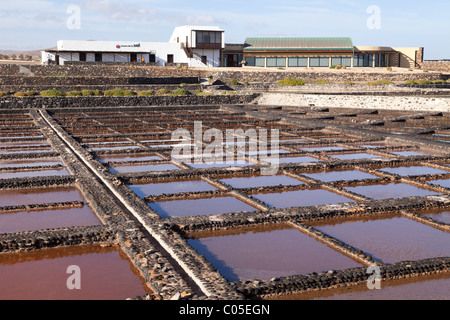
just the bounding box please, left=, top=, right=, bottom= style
left=167, top=54, right=174, bottom=64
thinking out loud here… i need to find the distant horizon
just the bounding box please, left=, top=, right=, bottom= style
left=1, top=0, right=449, bottom=59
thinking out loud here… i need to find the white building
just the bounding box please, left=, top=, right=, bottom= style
left=41, top=26, right=224, bottom=67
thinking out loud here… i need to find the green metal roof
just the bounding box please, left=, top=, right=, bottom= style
left=244, top=37, right=354, bottom=51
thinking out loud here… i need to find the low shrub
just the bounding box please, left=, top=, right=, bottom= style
left=26, top=91, right=39, bottom=96
left=40, top=89, right=65, bottom=97
left=81, top=89, right=103, bottom=96
left=366, top=80, right=393, bottom=86
left=104, top=89, right=136, bottom=96
left=0, top=91, right=7, bottom=97
left=171, top=88, right=190, bottom=95
left=195, top=90, right=212, bottom=96
left=277, top=78, right=306, bottom=86
left=14, top=92, right=27, bottom=97
left=344, top=81, right=356, bottom=86
left=66, top=91, right=83, bottom=96
left=243, top=81, right=249, bottom=86
left=405, top=80, right=416, bottom=85
left=157, top=88, right=170, bottom=95
left=315, top=79, right=329, bottom=85
left=230, top=79, right=240, bottom=85
left=415, top=79, right=432, bottom=85
left=138, top=90, right=155, bottom=96
left=432, top=80, right=446, bottom=85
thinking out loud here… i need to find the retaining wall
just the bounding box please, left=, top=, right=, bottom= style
left=0, top=76, right=199, bottom=86
left=207, top=70, right=447, bottom=84
left=256, top=92, right=450, bottom=112
left=0, top=94, right=260, bottom=109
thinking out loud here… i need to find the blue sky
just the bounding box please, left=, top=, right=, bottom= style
left=1, top=0, right=449, bottom=58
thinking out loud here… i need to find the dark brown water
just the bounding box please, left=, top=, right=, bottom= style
left=0, top=245, right=152, bottom=300
left=187, top=224, right=362, bottom=282
left=0, top=187, right=84, bottom=207
left=0, top=205, right=101, bottom=233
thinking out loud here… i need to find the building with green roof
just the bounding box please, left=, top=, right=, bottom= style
left=222, top=36, right=411, bottom=68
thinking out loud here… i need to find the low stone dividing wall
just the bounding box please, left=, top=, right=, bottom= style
left=0, top=225, right=115, bottom=253
left=0, top=84, right=203, bottom=93
left=232, top=257, right=450, bottom=299
left=207, top=70, right=446, bottom=84
left=0, top=94, right=260, bottom=109
left=0, top=76, right=199, bottom=86
left=0, top=64, right=202, bottom=78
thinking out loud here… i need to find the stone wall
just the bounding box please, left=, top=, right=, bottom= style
left=0, top=84, right=203, bottom=93
left=415, top=48, right=450, bottom=73
left=418, top=62, right=450, bottom=73
left=0, top=94, right=260, bottom=109
left=0, top=75, right=199, bottom=86
left=255, top=92, right=450, bottom=112
left=207, top=70, right=446, bottom=84
left=0, top=64, right=202, bottom=78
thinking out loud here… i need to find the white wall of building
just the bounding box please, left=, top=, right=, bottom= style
left=42, top=26, right=224, bottom=67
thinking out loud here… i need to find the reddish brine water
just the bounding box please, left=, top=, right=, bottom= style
left=268, top=272, right=450, bottom=300
left=0, top=245, right=152, bottom=300
left=309, top=214, right=450, bottom=264
left=187, top=224, right=362, bottom=282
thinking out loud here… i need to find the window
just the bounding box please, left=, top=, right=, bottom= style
left=246, top=57, right=265, bottom=67
left=95, top=53, right=102, bottom=62
left=196, top=31, right=222, bottom=47
left=167, top=54, right=174, bottom=63
left=149, top=54, right=156, bottom=63
left=310, top=57, right=330, bottom=67
left=79, top=52, right=86, bottom=62
left=331, top=57, right=352, bottom=67
left=255, top=57, right=265, bottom=67
left=288, top=57, right=308, bottom=67
left=267, top=57, right=286, bottom=67
left=354, top=54, right=374, bottom=67
left=246, top=57, right=256, bottom=66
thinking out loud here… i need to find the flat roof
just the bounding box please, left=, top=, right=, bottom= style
left=244, top=37, right=354, bottom=52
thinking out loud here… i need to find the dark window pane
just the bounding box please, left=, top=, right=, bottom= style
left=255, top=57, right=265, bottom=67
left=246, top=57, right=256, bottom=66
